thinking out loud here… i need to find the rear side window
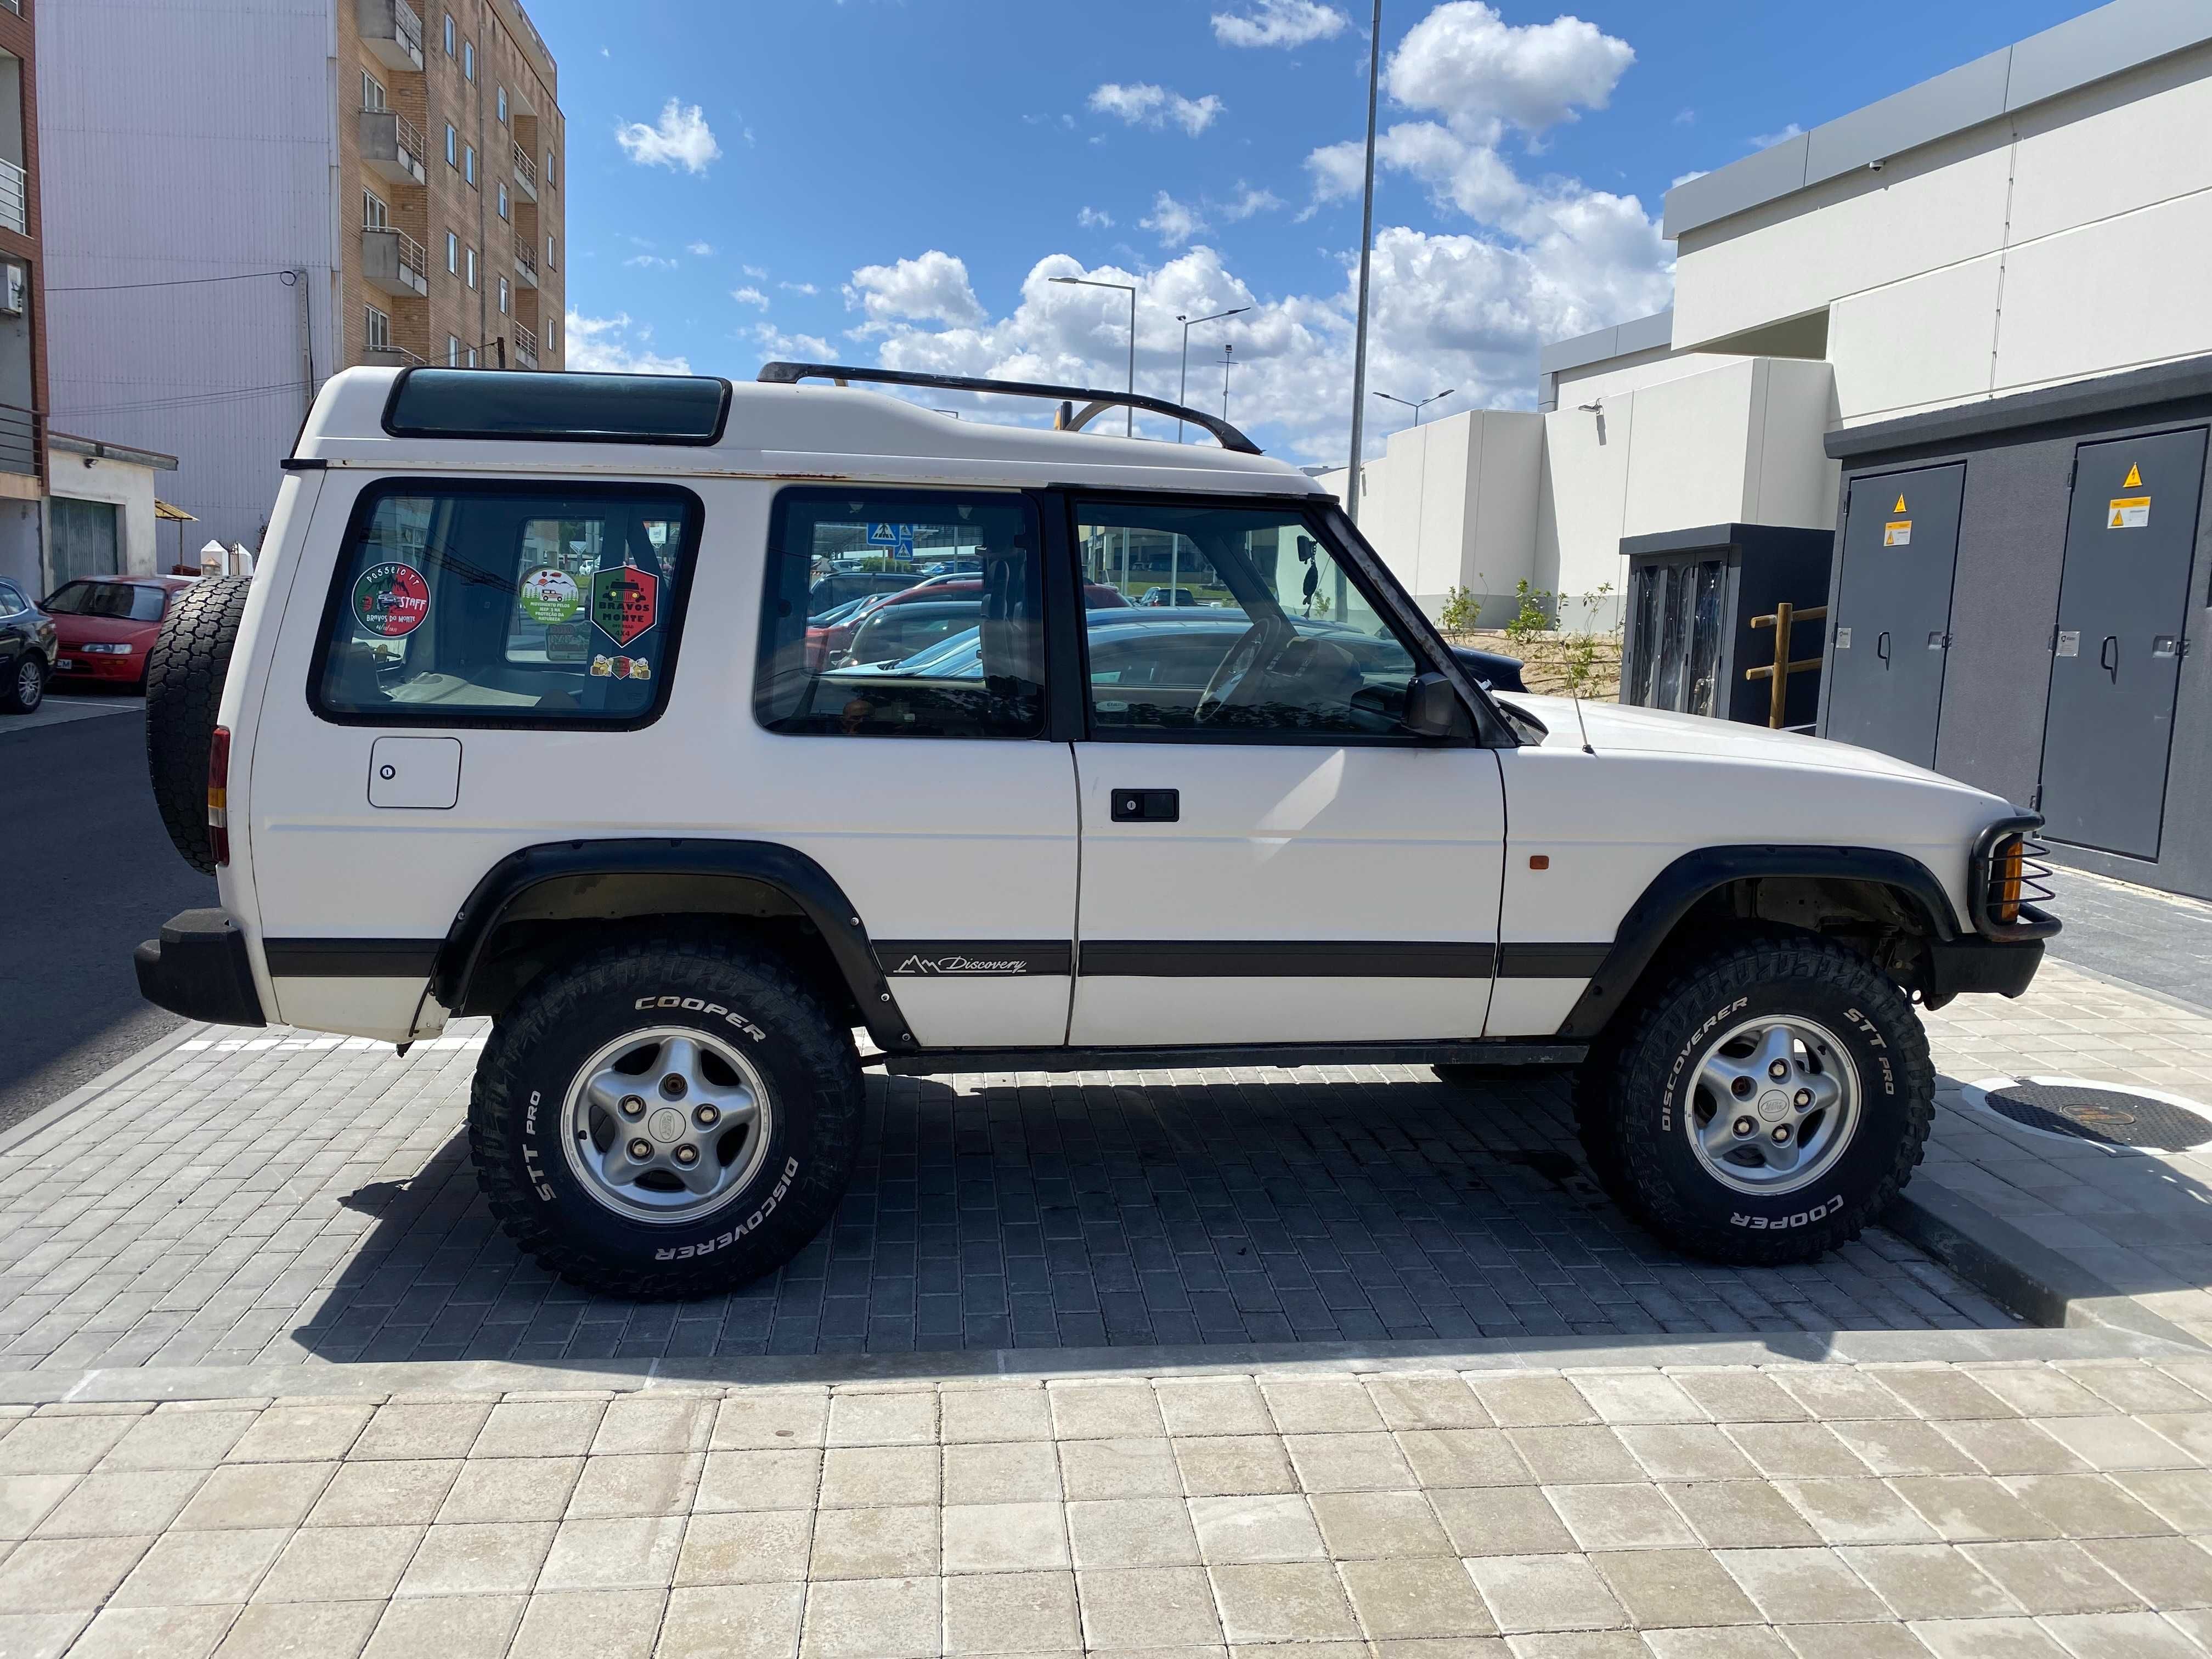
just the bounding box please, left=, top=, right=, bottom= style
left=754, top=489, right=1046, bottom=739
left=43, top=581, right=165, bottom=622
left=313, top=479, right=699, bottom=726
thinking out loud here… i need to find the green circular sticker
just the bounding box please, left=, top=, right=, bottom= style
left=352, top=561, right=429, bottom=637
left=518, top=567, right=579, bottom=623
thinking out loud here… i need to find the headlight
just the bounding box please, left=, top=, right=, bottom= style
left=81, top=641, right=132, bottom=655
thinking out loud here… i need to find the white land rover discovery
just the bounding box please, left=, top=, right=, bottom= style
left=134, top=364, right=2056, bottom=1298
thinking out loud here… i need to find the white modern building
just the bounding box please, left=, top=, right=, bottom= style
left=1340, top=0, right=2212, bottom=900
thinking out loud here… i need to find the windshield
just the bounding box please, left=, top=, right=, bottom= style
left=44, top=581, right=166, bottom=622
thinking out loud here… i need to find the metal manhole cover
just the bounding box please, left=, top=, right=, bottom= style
left=1982, top=1080, right=2212, bottom=1151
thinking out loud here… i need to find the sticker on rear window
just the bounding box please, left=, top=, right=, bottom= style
left=518, top=567, right=580, bottom=623
left=590, top=561, right=659, bottom=648
left=352, top=561, right=430, bottom=637
left=545, top=618, right=589, bottom=662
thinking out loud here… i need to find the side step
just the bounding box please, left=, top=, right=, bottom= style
left=868, top=1040, right=1587, bottom=1077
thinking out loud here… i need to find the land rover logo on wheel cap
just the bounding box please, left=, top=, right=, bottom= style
left=590, top=561, right=659, bottom=648
left=352, top=561, right=429, bottom=637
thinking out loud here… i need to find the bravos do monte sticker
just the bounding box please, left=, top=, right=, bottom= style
left=352, top=561, right=430, bottom=638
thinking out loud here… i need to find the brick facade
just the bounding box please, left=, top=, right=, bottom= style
left=335, top=0, right=563, bottom=374
left=0, top=0, right=46, bottom=489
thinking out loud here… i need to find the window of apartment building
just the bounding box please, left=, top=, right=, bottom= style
left=496, top=86, right=507, bottom=125
left=448, top=335, right=462, bottom=366
left=465, top=145, right=477, bottom=186
left=364, top=190, right=388, bottom=230
left=545, top=149, right=557, bottom=189
left=467, top=346, right=479, bottom=368
left=548, top=319, right=558, bottom=354
left=446, top=232, right=459, bottom=274
left=466, top=246, right=478, bottom=289
left=547, top=233, right=557, bottom=270
left=443, top=13, right=455, bottom=55
left=497, top=182, right=509, bottom=221
left=445, top=123, right=458, bottom=167
left=366, top=307, right=391, bottom=352
left=463, top=39, right=476, bottom=81
left=362, top=72, right=387, bottom=112
left=498, top=275, right=509, bottom=316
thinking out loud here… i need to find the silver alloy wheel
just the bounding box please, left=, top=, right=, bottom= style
left=16, top=657, right=39, bottom=709
left=559, top=1026, right=773, bottom=1224
left=1685, top=1014, right=1860, bottom=1197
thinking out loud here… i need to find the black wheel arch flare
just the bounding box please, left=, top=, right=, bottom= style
left=1556, top=844, right=1966, bottom=1043
left=434, top=839, right=919, bottom=1053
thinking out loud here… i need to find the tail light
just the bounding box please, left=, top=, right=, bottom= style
left=208, top=725, right=231, bottom=867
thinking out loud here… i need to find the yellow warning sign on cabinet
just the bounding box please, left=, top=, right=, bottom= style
left=2124, top=463, right=2143, bottom=488
left=1884, top=520, right=1912, bottom=546
left=2110, top=495, right=2150, bottom=529
left=1893, top=494, right=1908, bottom=514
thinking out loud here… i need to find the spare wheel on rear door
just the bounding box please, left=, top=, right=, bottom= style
left=145, top=574, right=252, bottom=874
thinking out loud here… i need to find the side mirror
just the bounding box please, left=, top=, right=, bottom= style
left=1402, top=672, right=1469, bottom=738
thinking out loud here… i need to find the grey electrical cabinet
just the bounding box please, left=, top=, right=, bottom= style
left=1618, top=523, right=1835, bottom=727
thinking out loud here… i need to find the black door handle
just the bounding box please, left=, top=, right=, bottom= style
left=2100, top=635, right=2119, bottom=681
left=1875, top=630, right=1891, bottom=666
left=1111, top=788, right=1179, bottom=822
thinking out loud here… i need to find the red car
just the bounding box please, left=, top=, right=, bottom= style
left=806, top=579, right=1128, bottom=666
left=43, top=575, right=200, bottom=691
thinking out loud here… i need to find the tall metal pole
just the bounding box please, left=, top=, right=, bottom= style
left=1344, top=0, right=1383, bottom=523
left=1125, top=286, right=1136, bottom=437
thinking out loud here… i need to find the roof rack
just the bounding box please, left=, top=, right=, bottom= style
left=755, top=362, right=1262, bottom=456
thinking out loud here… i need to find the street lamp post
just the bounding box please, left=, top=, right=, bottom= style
left=1222, top=343, right=1234, bottom=420
left=1345, top=0, right=1383, bottom=523
left=1374, top=388, right=1455, bottom=428
left=1176, top=305, right=1248, bottom=442
left=1049, top=274, right=1137, bottom=435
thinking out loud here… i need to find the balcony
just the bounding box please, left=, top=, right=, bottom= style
left=512, top=236, right=538, bottom=289
left=358, top=109, right=427, bottom=187
left=360, top=225, right=428, bottom=298
left=511, top=142, right=537, bottom=202
left=358, top=0, right=425, bottom=72
left=0, top=159, right=23, bottom=236
left=512, top=321, right=538, bottom=370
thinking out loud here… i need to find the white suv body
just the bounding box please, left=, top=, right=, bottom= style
left=135, top=365, right=2054, bottom=1295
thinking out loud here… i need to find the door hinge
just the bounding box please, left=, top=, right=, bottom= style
left=2066, top=458, right=2076, bottom=490
left=2030, top=784, right=2042, bottom=810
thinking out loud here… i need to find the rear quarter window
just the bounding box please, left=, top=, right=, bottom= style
left=311, top=478, right=701, bottom=728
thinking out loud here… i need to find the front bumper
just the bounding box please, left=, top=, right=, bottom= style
left=1923, top=935, right=2044, bottom=1007
left=134, top=909, right=267, bottom=1027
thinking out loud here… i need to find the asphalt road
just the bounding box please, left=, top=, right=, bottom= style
left=0, top=702, right=212, bottom=1131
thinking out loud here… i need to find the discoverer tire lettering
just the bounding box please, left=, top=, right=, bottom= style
left=472, top=936, right=861, bottom=1297
left=1574, top=931, right=1934, bottom=1266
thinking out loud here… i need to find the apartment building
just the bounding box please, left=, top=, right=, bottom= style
left=38, top=0, right=567, bottom=548
left=0, top=0, right=47, bottom=585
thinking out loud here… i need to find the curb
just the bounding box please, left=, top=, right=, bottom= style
left=1884, top=1175, right=2208, bottom=1351
left=7, top=1321, right=2198, bottom=1407
left=0, top=1018, right=210, bottom=1160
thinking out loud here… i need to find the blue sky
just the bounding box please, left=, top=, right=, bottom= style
left=529, top=0, right=2090, bottom=463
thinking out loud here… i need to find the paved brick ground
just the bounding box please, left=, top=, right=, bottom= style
left=0, top=1034, right=2015, bottom=1373
left=1, top=1356, right=2210, bottom=1658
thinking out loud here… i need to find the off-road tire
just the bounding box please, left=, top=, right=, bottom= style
left=145, top=574, right=252, bottom=872
left=470, top=935, right=863, bottom=1299
left=1577, top=931, right=1933, bottom=1265
left=0, top=650, right=43, bottom=714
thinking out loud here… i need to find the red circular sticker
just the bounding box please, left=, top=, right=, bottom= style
left=353, top=561, right=430, bottom=637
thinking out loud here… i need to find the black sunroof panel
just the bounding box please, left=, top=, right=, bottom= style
left=383, top=369, right=730, bottom=444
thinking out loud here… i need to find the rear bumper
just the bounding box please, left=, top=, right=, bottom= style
left=133, top=908, right=267, bottom=1027
left=1924, top=936, right=2044, bottom=1007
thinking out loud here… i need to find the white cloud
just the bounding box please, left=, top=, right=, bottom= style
left=844, top=250, right=987, bottom=331
left=1140, top=191, right=1207, bottom=247
left=1220, top=182, right=1285, bottom=221
left=1387, top=2, right=1633, bottom=144
left=1670, top=168, right=1708, bottom=187
left=1212, top=0, right=1347, bottom=48
left=623, top=253, right=678, bottom=269
left=687, top=241, right=714, bottom=256
left=565, top=311, right=692, bottom=375
left=614, top=99, right=721, bottom=174
left=753, top=323, right=834, bottom=363
left=1077, top=206, right=1115, bottom=229
left=1088, top=83, right=1224, bottom=136
left=1750, top=122, right=1804, bottom=149
left=742, top=264, right=769, bottom=279
left=779, top=280, right=819, bottom=295
left=731, top=286, right=769, bottom=307
left=1673, top=108, right=1695, bottom=126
